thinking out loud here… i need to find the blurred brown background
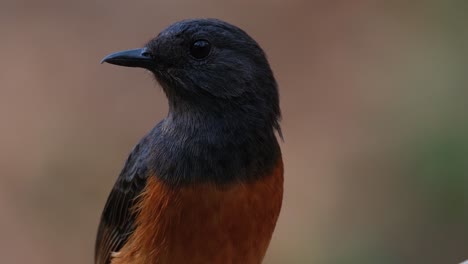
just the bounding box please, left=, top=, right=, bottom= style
left=1, top=0, right=467, bottom=263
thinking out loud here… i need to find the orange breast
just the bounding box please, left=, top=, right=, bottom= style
left=111, top=159, right=283, bottom=264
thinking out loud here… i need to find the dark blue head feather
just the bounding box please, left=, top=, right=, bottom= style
left=119, top=19, right=282, bottom=185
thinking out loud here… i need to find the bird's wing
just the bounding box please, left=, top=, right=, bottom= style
left=95, top=140, right=150, bottom=264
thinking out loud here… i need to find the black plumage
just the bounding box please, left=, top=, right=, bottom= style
left=95, top=18, right=282, bottom=264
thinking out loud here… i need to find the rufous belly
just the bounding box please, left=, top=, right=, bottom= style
left=111, top=160, right=283, bottom=264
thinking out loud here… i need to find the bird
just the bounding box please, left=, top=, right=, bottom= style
left=95, top=18, right=284, bottom=264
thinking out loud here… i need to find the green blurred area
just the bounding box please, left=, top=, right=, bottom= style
left=0, top=0, right=467, bottom=263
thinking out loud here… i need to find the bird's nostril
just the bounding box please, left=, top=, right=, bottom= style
left=141, top=50, right=152, bottom=58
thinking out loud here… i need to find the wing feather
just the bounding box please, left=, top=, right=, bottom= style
left=95, top=140, right=151, bottom=264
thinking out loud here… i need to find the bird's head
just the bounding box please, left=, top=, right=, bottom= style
left=102, top=19, right=280, bottom=132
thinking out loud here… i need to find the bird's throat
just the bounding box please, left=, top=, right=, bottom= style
left=147, top=110, right=281, bottom=186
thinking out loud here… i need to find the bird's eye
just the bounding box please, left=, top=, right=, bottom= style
left=190, top=40, right=211, bottom=59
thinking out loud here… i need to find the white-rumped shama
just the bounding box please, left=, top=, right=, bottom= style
left=95, top=18, right=284, bottom=264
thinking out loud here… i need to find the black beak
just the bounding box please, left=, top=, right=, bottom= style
left=101, top=48, right=155, bottom=69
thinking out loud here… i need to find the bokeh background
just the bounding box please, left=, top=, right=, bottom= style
left=1, top=0, right=467, bottom=263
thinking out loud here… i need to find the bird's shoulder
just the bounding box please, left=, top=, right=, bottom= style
left=94, top=131, right=156, bottom=264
